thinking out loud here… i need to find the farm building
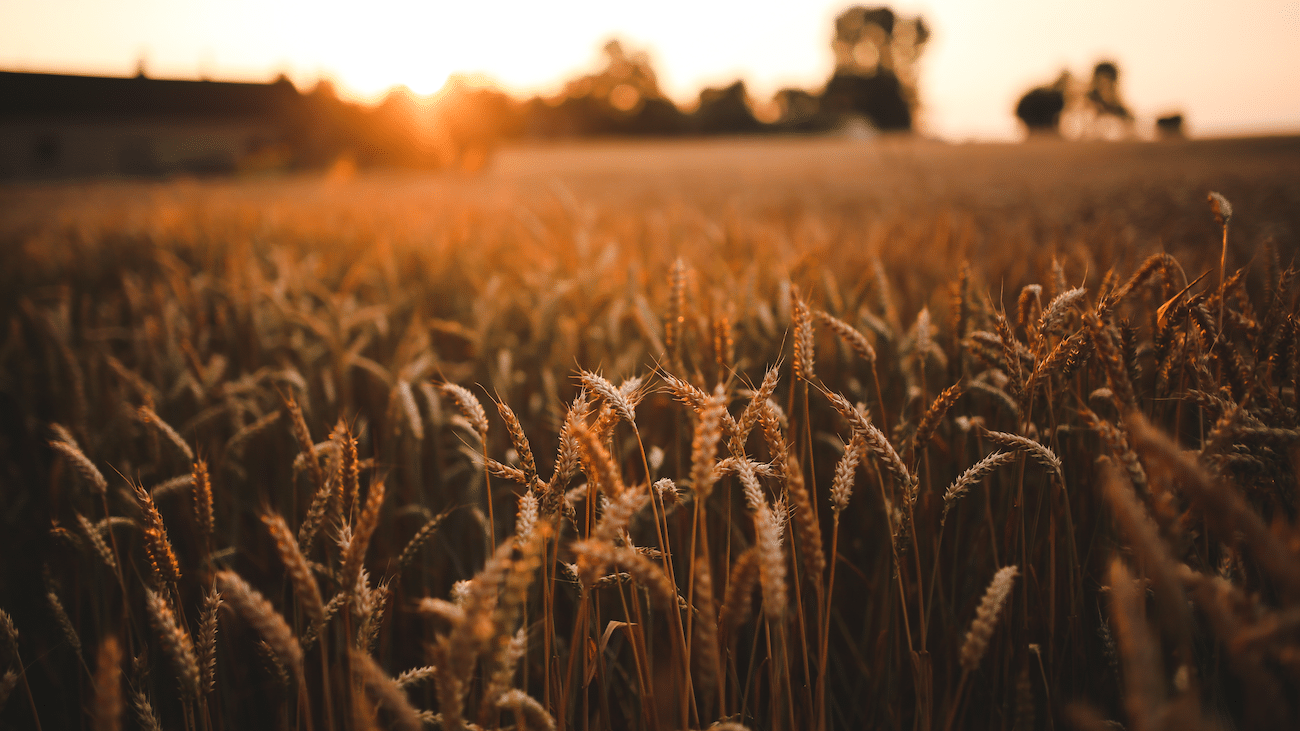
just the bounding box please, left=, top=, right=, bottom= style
left=0, top=70, right=305, bottom=178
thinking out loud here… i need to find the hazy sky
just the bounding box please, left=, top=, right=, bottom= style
left=2, top=0, right=1298, bottom=140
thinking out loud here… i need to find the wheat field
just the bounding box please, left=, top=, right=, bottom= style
left=2, top=135, right=1300, bottom=731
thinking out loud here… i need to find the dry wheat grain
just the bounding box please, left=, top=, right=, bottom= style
left=49, top=425, right=107, bottom=494
left=960, top=565, right=1018, bottom=672
left=263, top=512, right=325, bottom=627
left=353, top=651, right=423, bottom=731
left=132, top=481, right=181, bottom=587
left=92, top=635, right=122, bottom=731
left=143, top=589, right=200, bottom=698
left=942, top=451, right=1018, bottom=525
left=214, top=571, right=303, bottom=676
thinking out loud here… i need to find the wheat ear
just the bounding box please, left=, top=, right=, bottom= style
left=575, top=423, right=626, bottom=501
left=784, top=453, right=825, bottom=579
left=579, top=370, right=637, bottom=424
left=718, top=546, right=760, bottom=634
left=136, top=406, right=194, bottom=462
left=941, top=451, right=1018, bottom=525
left=75, top=513, right=118, bottom=573
left=341, top=478, right=386, bottom=602
left=49, top=424, right=107, bottom=494
left=440, top=382, right=489, bottom=439
left=1107, top=558, right=1164, bottom=731
left=143, top=589, right=200, bottom=698
left=191, top=459, right=213, bottom=560
left=816, top=310, right=876, bottom=364
left=131, top=482, right=181, bottom=588
left=912, top=383, right=962, bottom=452
left=92, top=635, right=123, bottom=731
left=981, top=429, right=1064, bottom=485
left=353, top=650, right=423, bottom=731
left=791, top=285, right=816, bottom=382
left=283, top=394, right=323, bottom=491
left=214, top=571, right=303, bottom=677
left=690, top=389, right=726, bottom=501
left=130, top=687, right=163, bottom=731
left=496, top=399, right=538, bottom=488
left=754, top=502, right=787, bottom=621
left=196, top=585, right=220, bottom=694
left=825, top=391, right=913, bottom=490
left=396, top=508, right=454, bottom=572
left=829, top=433, right=866, bottom=515
left=263, top=512, right=325, bottom=627
left=959, top=565, right=1018, bottom=672
left=497, top=689, right=557, bottom=731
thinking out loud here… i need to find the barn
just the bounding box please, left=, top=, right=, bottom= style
left=0, top=70, right=305, bottom=179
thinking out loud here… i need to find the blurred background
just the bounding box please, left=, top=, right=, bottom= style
left=2, top=1, right=1299, bottom=176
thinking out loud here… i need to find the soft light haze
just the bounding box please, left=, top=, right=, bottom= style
left=2, top=0, right=1298, bottom=140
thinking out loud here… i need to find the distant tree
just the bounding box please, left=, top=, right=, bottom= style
left=1080, top=61, right=1135, bottom=139
left=1085, top=62, right=1131, bottom=121
left=692, top=81, right=764, bottom=135
left=773, top=88, right=820, bottom=130
left=820, top=5, right=929, bottom=132
left=821, top=70, right=912, bottom=131
left=522, top=40, right=686, bottom=138
left=1015, top=72, right=1070, bottom=135
left=1015, top=61, right=1140, bottom=140
left=1156, top=113, right=1185, bottom=139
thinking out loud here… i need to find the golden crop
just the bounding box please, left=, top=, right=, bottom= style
left=2, top=136, right=1299, bottom=730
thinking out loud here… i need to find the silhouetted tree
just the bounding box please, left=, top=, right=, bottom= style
left=1014, top=61, right=1143, bottom=140
left=820, top=5, right=928, bottom=132
left=522, top=40, right=687, bottom=138
left=1085, top=62, right=1131, bottom=121
left=773, top=88, right=820, bottom=130
left=1156, top=113, right=1185, bottom=139
left=1015, top=72, right=1070, bottom=135
left=822, top=70, right=912, bottom=131
left=1079, top=60, right=1135, bottom=139
left=692, top=81, right=764, bottom=134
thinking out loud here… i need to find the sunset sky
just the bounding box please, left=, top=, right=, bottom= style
left=2, top=0, right=1298, bottom=140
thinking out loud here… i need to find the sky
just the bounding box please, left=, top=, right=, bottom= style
left=2, top=0, right=1298, bottom=141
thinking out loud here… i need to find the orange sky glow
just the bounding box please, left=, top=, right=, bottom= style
left=2, top=0, right=1298, bottom=141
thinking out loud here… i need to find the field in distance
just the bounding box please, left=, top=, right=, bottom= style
left=2, top=134, right=1300, bottom=731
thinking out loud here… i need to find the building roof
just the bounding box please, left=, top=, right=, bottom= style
left=0, top=70, right=303, bottom=122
